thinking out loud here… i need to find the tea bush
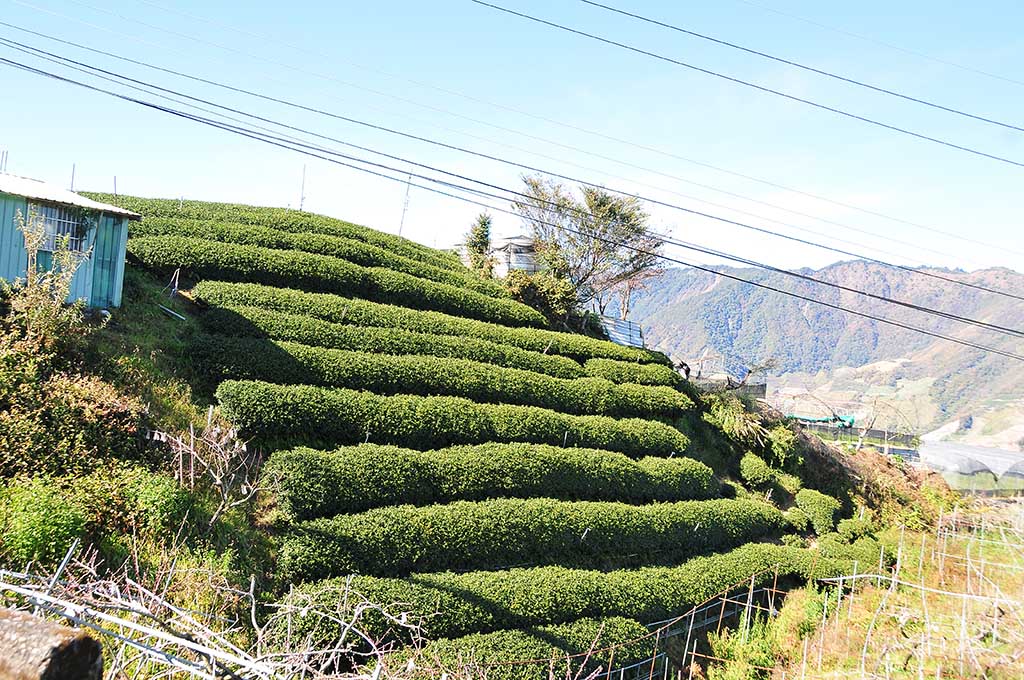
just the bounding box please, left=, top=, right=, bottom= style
left=277, top=497, right=786, bottom=579
left=583, top=358, right=680, bottom=386
left=276, top=543, right=853, bottom=644
left=795, top=489, right=841, bottom=535
left=216, top=380, right=690, bottom=456
left=193, top=335, right=691, bottom=418
left=265, top=443, right=718, bottom=520
left=134, top=217, right=506, bottom=297
left=192, top=281, right=669, bottom=364
left=128, top=236, right=545, bottom=327
left=197, top=305, right=583, bottom=378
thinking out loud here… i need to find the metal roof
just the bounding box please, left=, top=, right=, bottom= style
left=0, top=174, right=141, bottom=219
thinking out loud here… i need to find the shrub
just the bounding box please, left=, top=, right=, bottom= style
left=216, top=380, right=690, bottom=456
left=192, top=281, right=669, bottom=364
left=67, top=463, right=189, bottom=538
left=193, top=335, right=691, bottom=419
left=785, top=508, right=810, bottom=532
left=277, top=497, right=786, bottom=580
left=197, top=305, right=583, bottom=378
left=0, top=478, right=86, bottom=567
left=583, top=358, right=680, bottom=386
left=87, top=193, right=459, bottom=269
left=133, top=217, right=507, bottom=297
left=835, top=518, right=875, bottom=543
left=504, top=270, right=583, bottom=328
left=265, top=443, right=718, bottom=520
left=128, top=236, right=545, bottom=328
left=276, top=543, right=855, bottom=645
left=795, top=489, right=841, bottom=535
left=389, top=617, right=651, bottom=680
left=766, top=424, right=798, bottom=468
left=0, top=369, right=145, bottom=477
left=740, top=452, right=776, bottom=488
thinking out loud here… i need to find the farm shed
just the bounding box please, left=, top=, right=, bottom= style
left=0, top=174, right=140, bottom=308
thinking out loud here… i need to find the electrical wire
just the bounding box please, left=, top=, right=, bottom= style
left=578, top=0, right=1024, bottom=133
left=469, top=0, right=1024, bottom=169
left=1, top=28, right=1020, bottom=302
left=729, top=0, right=1024, bottom=89
left=6, top=4, right=1014, bottom=257
left=1, top=52, right=1021, bottom=362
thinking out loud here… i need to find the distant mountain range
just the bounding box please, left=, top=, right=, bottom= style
left=629, top=260, right=1024, bottom=445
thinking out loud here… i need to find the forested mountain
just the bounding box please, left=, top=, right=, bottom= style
left=630, top=261, right=1024, bottom=434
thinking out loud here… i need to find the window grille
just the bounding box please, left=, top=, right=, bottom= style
left=33, top=203, right=87, bottom=252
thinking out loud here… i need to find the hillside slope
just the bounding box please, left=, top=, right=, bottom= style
left=56, top=194, right=941, bottom=676
left=629, top=261, right=1024, bottom=434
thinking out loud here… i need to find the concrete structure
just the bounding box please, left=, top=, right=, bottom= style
left=0, top=175, right=139, bottom=308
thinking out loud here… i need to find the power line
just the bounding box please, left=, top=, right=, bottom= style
left=2, top=28, right=1019, bottom=301
left=469, top=0, right=1024, bottom=169
left=730, top=0, right=1024, bottom=89
left=6, top=8, right=1015, bottom=259
left=578, top=0, right=1024, bottom=134
left=2, top=52, right=1022, bottom=361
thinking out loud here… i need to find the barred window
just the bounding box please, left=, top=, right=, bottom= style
left=33, top=203, right=87, bottom=252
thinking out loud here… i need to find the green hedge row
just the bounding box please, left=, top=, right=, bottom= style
left=192, top=281, right=669, bottom=365
left=387, top=617, right=651, bottom=680
left=265, top=443, right=719, bottom=521
left=133, top=217, right=507, bottom=297
left=278, top=543, right=853, bottom=645
left=197, top=305, right=584, bottom=378
left=795, top=489, right=842, bottom=535
left=128, top=236, right=546, bottom=328
left=278, top=497, right=785, bottom=580
left=86, top=193, right=459, bottom=269
left=193, top=335, right=691, bottom=419
left=216, top=380, right=690, bottom=455
left=583, top=358, right=680, bottom=386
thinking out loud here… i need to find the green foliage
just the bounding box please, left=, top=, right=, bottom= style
left=740, top=452, right=776, bottom=488
left=216, top=380, right=690, bottom=456
left=702, top=392, right=768, bottom=446
left=265, top=442, right=718, bottom=521
left=707, top=614, right=776, bottom=680
left=0, top=478, right=86, bottom=567
left=192, top=281, right=669, bottom=364
left=276, top=543, right=855, bottom=645
left=582, top=358, right=680, bottom=386
left=391, top=617, right=650, bottom=680
left=192, top=335, right=692, bottom=418
left=277, top=497, right=786, bottom=580
left=503, top=270, right=580, bottom=325
left=785, top=507, right=810, bottom=532
left=67, top=463, right=189, bottom=538
left=0, top=213, right=146, bottom=476
left=0, top=369, right=145, bottom=477
left=795, top=489, right=842, bottom=535
left=512, top=177, right=662, bottom=307
left=86, top=193, right=459, bottom=269
left=836, top=517, right=875, bottom=543
left=198, top=305, right=584, bottom=378
left=766, top=424, right=798, bottom=468
left=133, top=216, right=507, bottom=297
left=128, top=235, right=546, bottom=328
left=464, top=213, right=493, bottom=275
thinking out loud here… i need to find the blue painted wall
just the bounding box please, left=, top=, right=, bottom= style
left=0, top=191, right=129, bottom=308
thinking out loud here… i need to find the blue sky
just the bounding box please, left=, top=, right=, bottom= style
left=0, top=0, right=1021, bottom=271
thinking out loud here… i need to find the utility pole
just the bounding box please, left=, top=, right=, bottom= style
left=69, top=163, right=76, bottom=191
left=298, top=164, right=307, bottom=211
left=398, top=170, right=412, bottom=236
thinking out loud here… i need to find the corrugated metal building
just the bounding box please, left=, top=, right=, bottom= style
left=0, top=175, right=140, bottom=308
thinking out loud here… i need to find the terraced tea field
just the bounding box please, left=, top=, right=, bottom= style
left=89, top=194, right=882, bottom=678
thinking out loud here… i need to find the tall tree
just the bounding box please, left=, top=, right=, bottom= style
left=464, top=213, right=493, bottom=275
left=512, top=176, right=663, bottom=313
